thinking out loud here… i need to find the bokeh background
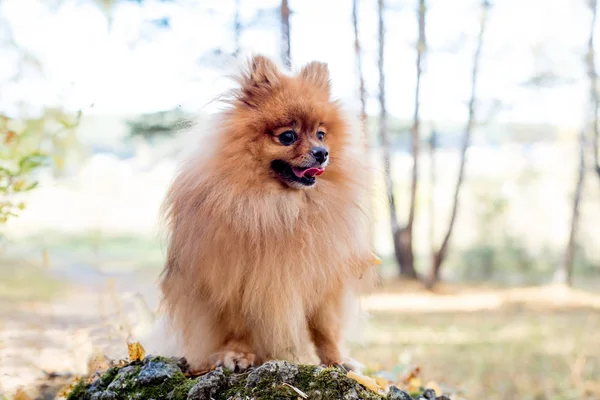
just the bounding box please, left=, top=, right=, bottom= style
left=1, top=0, right=600, bottom=399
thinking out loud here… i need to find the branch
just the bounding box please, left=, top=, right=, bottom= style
left=407, top=0, right=426, bottom=232
left=588, top=0, right=600, bottom=179
left=555, top=128, right=586, bottom=285
left=428, top=0, right=490, bottom=286
left=280, top=0, right=291, bottom=68
left=378, top=0, right=399, bottom=233
left=352, top=0, right=368, bottom=148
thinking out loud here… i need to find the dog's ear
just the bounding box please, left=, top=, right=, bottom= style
left=300, top=61, right=330, bottom=96
left=237, top=55, right=281, bottom=106
left=247, top=55, right=281, bottom=88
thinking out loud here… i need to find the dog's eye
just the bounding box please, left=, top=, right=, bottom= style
left=279, top=131, right=297, bottom=146
left=316, top=131, right=325, bottom=141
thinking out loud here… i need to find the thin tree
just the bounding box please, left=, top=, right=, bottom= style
left=587, top=0, right=600, bottom=180
left=280, top=0, right=291, bottom=68
left=428, top=129, right=437, bottom=267
left=353, top=0, right=375, bottom=249
left=427, top=0, right=490, bottom=288
left=377, top=0, right=404, bottom=276
left=554, top=129, right=586, bottom=286
left=395, top=0, right=427, bottom=278
left=554, top=0, right=597, bottom=285
left=352, top=0, right=368, bottom=145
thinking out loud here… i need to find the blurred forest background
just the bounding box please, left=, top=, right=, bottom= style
left=1, top=0, right=600, bottom=399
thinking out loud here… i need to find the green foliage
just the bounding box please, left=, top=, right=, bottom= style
left=458, top=237, right=539, bottom=283
left=0, top=109, right=80, bottom=224
left=457, top=235, right=597, bottom=284
left=126, top=108, right=192, bottom=141
left=452, top=179, right=598, bottom=284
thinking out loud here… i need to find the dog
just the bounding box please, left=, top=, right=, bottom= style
left=145, top=54, right=376, bottom=372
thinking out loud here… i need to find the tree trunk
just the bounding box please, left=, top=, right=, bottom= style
left=352, top=0, right=368, bottom=145
left=428, top=130, right=437, bottom=269
left=377, top=0, right=415, bottom=278
left=426, top=0, right=489, bottom=289
left=588, top=0, right=600, bottom=180
left=396, top=0, right=427, bottom=279
left=280, top=0, right=291, bottom=68
left=554, top=2, right=597, bottom=285
left=554, top=129, right=586, bottom=286
left=353, top=0, right=375, bottom=250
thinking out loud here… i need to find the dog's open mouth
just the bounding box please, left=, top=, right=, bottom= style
left=271, top=160, right=325, bottom=187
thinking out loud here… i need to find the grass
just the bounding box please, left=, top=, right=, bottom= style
left=352, top=279, right=600, bottom=400
left=0, top=258, right=66, bottom=302
left=1, top=232, right=165, bottom=274
left=1, top=233, right=599, bottom=399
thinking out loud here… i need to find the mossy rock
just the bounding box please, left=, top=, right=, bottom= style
left=65, top=356, right=443, bottom=400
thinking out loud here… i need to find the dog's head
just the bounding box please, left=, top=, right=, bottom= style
left=222, top=55, right=350, bottom=190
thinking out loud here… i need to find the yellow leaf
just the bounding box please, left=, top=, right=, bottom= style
left=127, top=341, right=146, bottom=362
left=375, top=376, right=391, bottom=388
left=4, top=130, right=16, bottom=145
left=13, top=179, right=25, bottom=191
left=401, top=366, right=421, bottom=384
left=406, top=377, right=422, bottom=392
left=370, top=251, right=382, bottom=265
left=347, top=371, right=384, bottom=394
left=57, top=377, right=82, bottom=399
left=53, top=155, right=65, bottom=170
left=14, top=388, right=32, bottom=400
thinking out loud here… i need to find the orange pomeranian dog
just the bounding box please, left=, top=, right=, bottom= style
left=146, top=54, right=376, bottom=372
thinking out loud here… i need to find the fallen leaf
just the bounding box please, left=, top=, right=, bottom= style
left=57, top=377, right=81, bottom=399
left=283, top=383, right=308, bottom=399
left=406, top=377, right=422, bottom=393
left=347, top=371, right=384, bottom=394
left=4, top=130, right=16, bottom=144
left=127, top=341, right=146, bottom=362
left=401, top=366, right=421, bottom=384
left=14, top=388, right=32, bottom=400
left=375, top=376, right=391, bottom=388
left=53, top=155, right=64, bottom=170
left=370, top=251, right=382, bottom=265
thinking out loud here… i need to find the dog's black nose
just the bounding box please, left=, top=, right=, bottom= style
left=311, top=147, right=329, bottom=164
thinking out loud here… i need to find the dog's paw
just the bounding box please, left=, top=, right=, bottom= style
left=321, top=357, right=365, bottom=373
left=214, top=351, right=256, bottom=372
left=340, top=357, right=365, bottom=373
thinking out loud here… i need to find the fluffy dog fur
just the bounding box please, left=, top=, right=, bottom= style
left=146, top=54, right=375, bottom=372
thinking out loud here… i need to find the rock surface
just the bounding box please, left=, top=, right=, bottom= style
left=65, top=356, right=448, bottom=400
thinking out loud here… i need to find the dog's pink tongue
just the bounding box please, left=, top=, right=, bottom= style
left=292, top=167, right=325, bottom=178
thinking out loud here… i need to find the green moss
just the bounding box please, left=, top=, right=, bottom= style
left=64, top=359, right=396, bottom=400
left=247, top=373, right=295, bottom=399
left=97, top=366, right=120, bottom=389
left=65, top=379, right=89, bottom=400
left=119, top=362, right=186, bottom=399
left=135, top=378, right=183, bottom=399
left=218, top=372, right=248, bottom=399
left=170, top=377, right=199, bottom=400
left=296, top=364, right=320, bottom=388
left=252, top=383, right=297, bottom=400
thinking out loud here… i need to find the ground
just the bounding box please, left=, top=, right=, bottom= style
left=0, top=238, right=599, bottom=400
